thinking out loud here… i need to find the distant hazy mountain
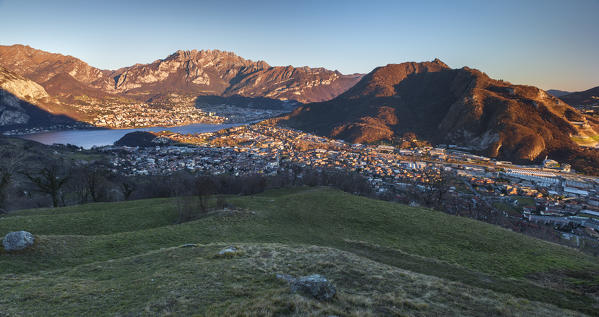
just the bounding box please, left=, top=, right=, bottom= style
left=282, top=59, right=599, bottom=164
left=546, top=89, right=572, bottom=98
left=0, top=44, right=362, bottom=104
left=560, top=86, right=599, bottom=106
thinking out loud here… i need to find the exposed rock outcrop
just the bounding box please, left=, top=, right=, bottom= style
left=218, top=246, right=239, bottom=256
left=2, top=231, right=35, bottom=252
left=277, top=273, right=336, bottom=300
left=0, top=45, right=362, bottom=104
left=0, top=67, right=75, bottom=128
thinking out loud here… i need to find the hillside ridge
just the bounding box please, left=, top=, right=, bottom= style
left=282, top=60, right=599, bottom=164
left=0, top=188, right=597, bottom=315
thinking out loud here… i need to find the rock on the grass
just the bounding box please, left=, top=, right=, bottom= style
left=218, top=246, right=238, bottom=256
left=277, top=273, right=336, bottom=301
left=292, top=274, right=336, bottom=300
left=2, top=231, right=35, bottom=252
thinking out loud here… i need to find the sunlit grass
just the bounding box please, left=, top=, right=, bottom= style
left=571, top=134, right=599, bottom=145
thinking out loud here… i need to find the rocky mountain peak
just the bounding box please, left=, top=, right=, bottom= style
left=432, top=58, right=449, bottom=68
left=163, top=49, right=267, bottom=68
left=340, top=60, right=451, bottom=98
left=0, top=44, right=362, bottom=105
left=283, top=60, right=599, bottom=165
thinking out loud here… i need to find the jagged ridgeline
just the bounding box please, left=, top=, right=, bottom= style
left=3, top=44, right=599, bottom=173
left=0, top=44, right=362, bottom=104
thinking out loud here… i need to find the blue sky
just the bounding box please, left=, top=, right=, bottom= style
left=0, top=0, right=598, bottom=91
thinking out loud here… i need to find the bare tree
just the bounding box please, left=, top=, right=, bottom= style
left=195, top=176, right=217, bottom=212
left=175, top=195, right=199, bottom=224
left=68, top=166, right=91, bottom=204
left=84, top=167, right=104, bottom=202
left=0, top=150, right=23, bottom=210
left=173, top=175, right=216, bottom=224
left=121, top=181, right=136, bottom=200
left=23, top=165, right=70, bottom=208
left=0, top=171, right=10, bottom=212
left=420, top=167, right=451, bottom=208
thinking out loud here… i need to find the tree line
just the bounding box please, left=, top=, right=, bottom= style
left=2, top=146, right=595, bottom=255
left=0, top=150, right=372, bottom=212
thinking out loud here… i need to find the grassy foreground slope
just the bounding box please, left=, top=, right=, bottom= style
left=1, top=187, right=598, bottom=316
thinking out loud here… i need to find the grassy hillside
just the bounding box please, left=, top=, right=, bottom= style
left=1, top=187, right=598, bottom=316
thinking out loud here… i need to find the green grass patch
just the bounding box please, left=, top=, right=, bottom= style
left=0, top=198, right=178, bottom=235
left=0, top=244, right=586, bottom=316
left=571, top=135, right=599, bottom=145
left=1, top=187, right=598, bottom=315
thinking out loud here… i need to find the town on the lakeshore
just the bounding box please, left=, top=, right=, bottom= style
left=81, top=97, right=291, bottom=128
left=99, top=122, right=599, bottom=247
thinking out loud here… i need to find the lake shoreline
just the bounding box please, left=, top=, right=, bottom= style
left=16, top=123, right=246, bottom=149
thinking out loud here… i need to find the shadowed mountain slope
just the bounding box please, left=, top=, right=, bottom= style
left=547, top=89, right=572, bottom=98
left=282, top=60, right=599, bottom=163
left=560, top=86, right=599, bottom=106
left=0, top=66, right=80, bottom=129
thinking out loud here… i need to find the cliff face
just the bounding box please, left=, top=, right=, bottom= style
left=106, top=49, right=268, bottom=96
left=0, top=45, right=361, bottom=104
left=224, top=66, right=363, bottom=103
left=0, top=66, right=49, bottom=101
left=0, top=66, right=75, bottom=128
left=283, top=60, right=599, bottom=163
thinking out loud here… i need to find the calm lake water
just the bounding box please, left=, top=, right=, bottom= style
left=18, top=123, right=242, bottom=149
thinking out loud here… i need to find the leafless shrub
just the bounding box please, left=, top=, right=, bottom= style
left=175, top=196, right=201, bottom=223
left=22, top=164, right=70, bottom=208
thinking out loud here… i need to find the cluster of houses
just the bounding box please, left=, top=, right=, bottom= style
left=104, top=123, right=599, bottom=245
left=70, top=97, right=293, bottom=129
left=89, top=102, right=223, bottom=128
left=195, top=104, right=290, bottom=123
left=106, top=145, right=280, bottom=176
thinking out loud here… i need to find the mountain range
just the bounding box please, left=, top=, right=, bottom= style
left=281, top=59, right=599, bottom=166
left=2, top=44, right=599, bottom=173
left=0, top=45, right=362, bottom=104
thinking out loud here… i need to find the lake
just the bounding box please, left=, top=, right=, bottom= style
left=18, top=123, right=242, bottom=149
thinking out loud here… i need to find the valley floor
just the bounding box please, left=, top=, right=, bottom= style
left=1, top=187, right=598, bottom=316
